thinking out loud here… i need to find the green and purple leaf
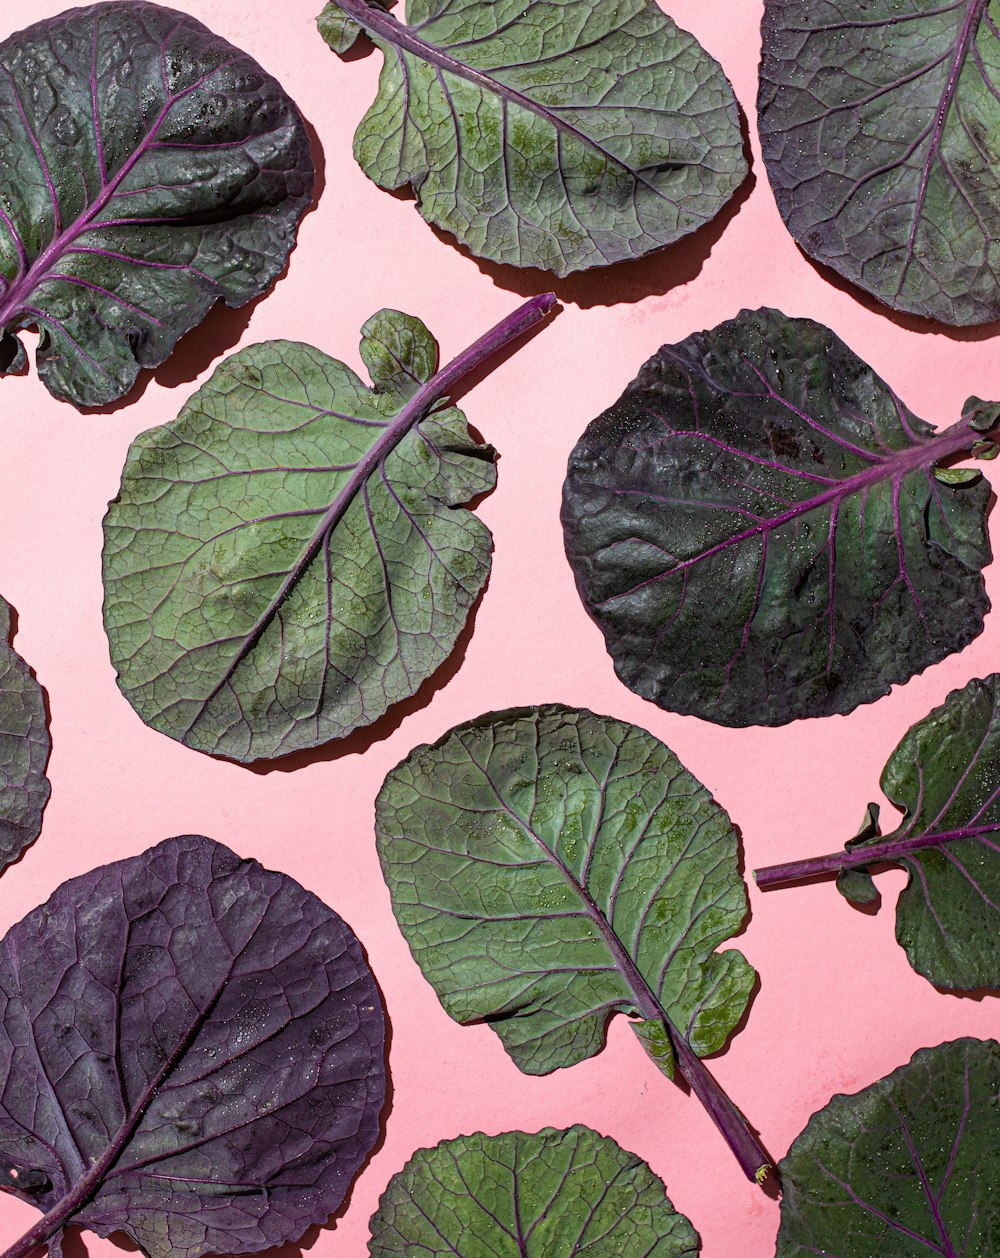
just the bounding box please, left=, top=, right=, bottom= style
left=778, top=1038, right=1000, bottom=1256
left=375, top=704, right=771, bottom=1184
left=562, top=307, right=996, bottom=727
left=757, top=675, right=1000, bottom=991
left=759, top=0, right=1000, bottom=326
left=102, top=296, right=555, bottom=763
left=0, top=595, right=49, bottom=874
left=368, top=1126, right=700, bottom=1256
left=318, top=0, right=748, bottom=276
left=0, top=1, right=313, bottom=407
left=0, top=834, right=385, bottom=1258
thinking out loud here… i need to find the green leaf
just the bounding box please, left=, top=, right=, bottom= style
left=933, top=466, right=981, bottom=485
left=102, top=312, right=500, bottom=763
left=760, top=0, right=1000, bottom=326
left=0, top=1, right=313, bottom=406
left=778, top=1038, right=1000, bottom=1257
left=562, top=308, right=995, bottom=727
left=0, top=595, right=50, bottom=874
left=757, top=676, right=1000, bottom=990
left=376, top=704, right=771, bottom=1182
left=320, top=0, right=747, bottom=276
left=836, top=868, right=879, bottom=907
left=368, top=1126, right=700, bottom=1256
left=873, top=674, right=1000, bottom=989
left=317, top=1, right=363, bottom=53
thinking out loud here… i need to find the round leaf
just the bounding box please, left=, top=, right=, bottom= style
left=562, top=307, right=994, bottom=727
left=320, top=0, right=747, bottom=276
left=0, top=834, right=385, bottom=1258
left=369, top=1126, right=699, bottom=1256
left=376, top=705, right=754, bottom=1073
left=778, top=1038, right=1000, bottom=1256
left=102, top=317, right=495, bottom=763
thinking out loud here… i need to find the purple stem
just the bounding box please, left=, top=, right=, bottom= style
left=181, top=293, right=557, bottom=732
left=465, top=738, right=773, bottom=1186
left=754, top=822, right=999, bottom=890
left=668, top=1031, right=773, bottom=1185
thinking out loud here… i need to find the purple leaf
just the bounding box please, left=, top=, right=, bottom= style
left=760, top=0, right=1000, bottom=326
left=0, top=835, right=385, bottom=1258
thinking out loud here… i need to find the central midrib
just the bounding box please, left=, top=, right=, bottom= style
left=0, top=36, right=248, bottom=332
left=0, top=901, right=266, bottom=1258
left=174, top=294, right=554, bottom=743
left=332, top=0, right=692, bottom=203
left=457, top=729, right=665, bottom=1026
left=596, top=414, right=981, bottom=609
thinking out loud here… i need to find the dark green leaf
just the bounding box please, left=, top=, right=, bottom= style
left=319, top=0, right=747, bottom=276
left=561, top=308, right=995, bottom=727
left=0, top=595, right=50, bottom=873
left=759, top=0, right=1000, bottom=326
left=0, top=1, right=313, bottom=406
left=376, top=704, right=771, bottom=1182
left=778, top=1038, right=1000, bottom=1256
left=836, top=868, right=879, bottom=907
left=368, top=1126, right=700, bottom=1257
left=102, top=312, right=499, bottom=762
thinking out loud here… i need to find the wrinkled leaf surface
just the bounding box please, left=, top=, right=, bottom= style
left=0, top=834, right=385, bottom=1258
left=562, top=308, right=995, bottom=727
left=760, top=0, right=1000, bottom=326
left=369, top=1125, right=699, bottom=1256
left=102, top=313, right=495, bottom=762
left=376, top=704, right=754, bottom=1075
left=0, top=595, right=50, bottom=873
left=778, top=1038, right=1000, bottom=1256
left=0, top=1, right=312, bottom=406
left=320, top=0, right=747, bottom=276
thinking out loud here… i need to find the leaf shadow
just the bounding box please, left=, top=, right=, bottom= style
left=433, top=132, right=756, bottom=311
left=795, top=245, right=1000, bottom=342
left=240, top=573, right=491, bottom=776
left=933, top=980, right=1000, bottom=1002
left=755, top=865, right=884, bottom=917
left=80, top=116, right=328, bottom=416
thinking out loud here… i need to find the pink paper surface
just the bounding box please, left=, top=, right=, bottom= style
left=1, top=1, right=999, bottom=1254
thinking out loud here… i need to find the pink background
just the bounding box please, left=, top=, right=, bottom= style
left=2, top=0, right=1000, bottom=1254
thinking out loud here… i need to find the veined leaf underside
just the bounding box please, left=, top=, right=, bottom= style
left=760, top=0, right=1000, bottom=324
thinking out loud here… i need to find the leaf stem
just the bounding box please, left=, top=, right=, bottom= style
left=464, top=732, right=773, bottom=1186
left=754, top=822, right=1000, bottom=889
left=180, top=292, right=558, bottom=734
left=667, top=1029, right=774, bottom=1186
